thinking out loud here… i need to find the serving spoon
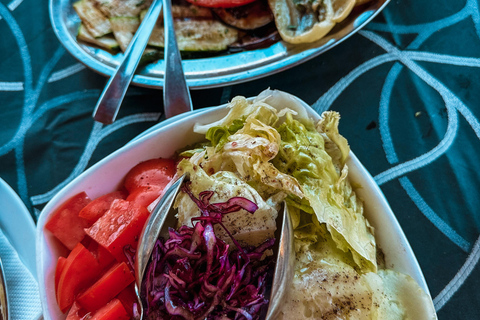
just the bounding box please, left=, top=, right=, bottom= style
left=162, top=0, right=192, bottom=118
left=132, top=0, right=194, bottom=285
left=92, top=0, right=192, bottom=124
left=134, top=0, right=194, bottom=284
left=92, top=0, right=163, bottom=124
left=134, top=174, right=295, bottom=319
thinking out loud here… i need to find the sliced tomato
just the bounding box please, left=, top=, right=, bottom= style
left=57, top=243, right=101, bottom=313
left=124, top=158, right=176, bottom=193
left=89, top=299, right=130, bottom=320
left=76, top=262, right=135, bottom=312
left=45, top=192, right=91, bottom=250
left=66, top=302, right=90, bottom=320
left=126, top=185, right=164, bottom=209
left=79, top=190, right=128, bottom=225
left=185, top=0, right=256, bottom=8
left=116, top=284, right=138, bottom=317
left=55, top=257, right=67, bottom=295
left=86, top=237, right=115, bottom=273
left=85, top=199, right=150, bottom=263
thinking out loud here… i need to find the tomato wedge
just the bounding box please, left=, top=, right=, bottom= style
left=126, top=185, right=164, bottom=208
left=124, top=158, right=176, bottom=193
left=116, top=284, right=138, bottom=317
left=66, top=302, right=89, bottom=320
left=67, top=299, right=130, bottom=320
left=79, top=190, right=128, bottom=225
left=56, top=243, right=101, bottom=313
left=85, top=237, right=116, bottom=273
left=89, top=299, right=130, bottom=320
left=185, top=0, right=256, bottom=8
left=76, top=262, right=135, bottom=312
left=55, top=257, right=67, bottom=295
left=85, top=199, right=150, bottom=263
left=45, top=192, right=91, bottom=250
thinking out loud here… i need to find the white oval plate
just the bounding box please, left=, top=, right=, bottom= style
left=0, top=177, right=37, bottom=279
left=37, top=91, right=432, bottom=319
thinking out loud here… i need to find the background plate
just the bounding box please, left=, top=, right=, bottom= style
left=49, top=0, right=390, bottom=89
left=0, top=178, right=37, bottom=279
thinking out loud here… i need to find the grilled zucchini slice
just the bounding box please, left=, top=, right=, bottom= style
left=140, top=48, right=163, bottom=65
left=77, top=24, right=120, bottom=52
left=73, top=0, right=111, bottom=38
left=109, top=16, right=140, bottom=52
left=93, top=0, right=152, bottom=18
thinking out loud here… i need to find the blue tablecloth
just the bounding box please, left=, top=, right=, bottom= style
left=1, top=0, right=479, bottom=318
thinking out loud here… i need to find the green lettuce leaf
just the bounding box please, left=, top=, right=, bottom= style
left=187, top=90, right=376, bottom=272
left=205, top=118, right=246, bottom=150
left=316, top=111, right=350, bottom=169
left=273, top=112, right=377, bottom=273
left=175, top=159, right=279, bottom=247
left=281, top=233, right=435, bottom=319
left=195, top=98, right=304, bottom=200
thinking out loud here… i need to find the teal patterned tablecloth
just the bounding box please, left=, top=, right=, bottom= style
left=1, top=0, right=479, bottom=318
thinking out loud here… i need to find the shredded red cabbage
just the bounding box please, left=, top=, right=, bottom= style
left=141, top=183, right=275, bottom=320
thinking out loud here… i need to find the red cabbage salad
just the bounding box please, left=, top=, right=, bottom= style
left=141, top=183, right=275, bottom=320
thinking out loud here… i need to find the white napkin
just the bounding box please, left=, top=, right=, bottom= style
left=0, top=229, right=42, bottom=320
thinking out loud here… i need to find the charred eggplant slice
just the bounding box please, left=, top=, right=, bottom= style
left=229, top=27, right=281, bottom=52
left=147, top=19, right=238, bottom=51
left=213, top=0, right=273, bottom=30
left=141, top=5, right=238, bottom=52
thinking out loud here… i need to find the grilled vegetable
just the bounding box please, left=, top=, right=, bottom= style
left=268, top=0, right=356, bottom=44
left=213, top=0, right=274, bottom=30
left=141, top=5, right=238, bottom=52
left=77, top=24, right=120, bottom=52
left=109, top=16, right=140, bottom=52
left=228, top=28, right=281, bottom=52
left=169, top=4, right=214, bottom=18
left=73, top=0, right=111, bottom=38
left=185, top=0, right=257, bottom=8
left=93, top=0, right=152, bottom=18
left=147, top=20, right=238, bottom=51
left=139, top=48, right=163, bottom=65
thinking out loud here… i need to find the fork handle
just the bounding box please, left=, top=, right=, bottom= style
left=163, top=0, right=193, bottom=119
